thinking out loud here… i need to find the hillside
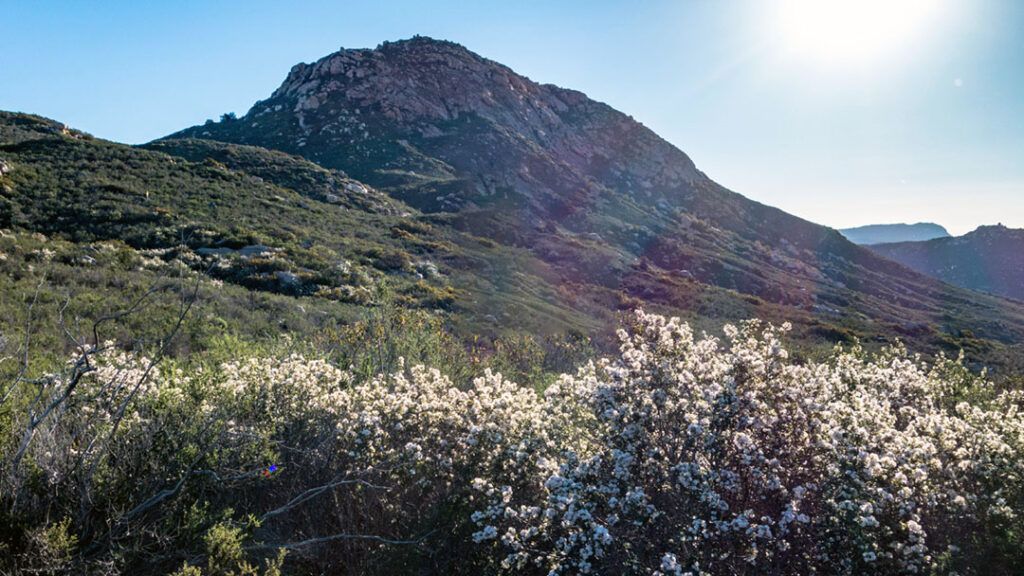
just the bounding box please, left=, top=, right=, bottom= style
left=840, top=222, right=951, bottom=245
left=3, top=34, right=1024, bottom=576
left=0, top=111, right=631, bottom=354
left=0, top=112, right=436, bottom=304
left=165, top=36, right=1024, bottom=372
left=870, top=225, right=1024, bottom=302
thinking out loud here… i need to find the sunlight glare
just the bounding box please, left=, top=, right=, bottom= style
left=777, top=0, right=943, bottom=66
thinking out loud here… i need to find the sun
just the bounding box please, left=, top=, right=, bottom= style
left=775, top=0, right=944, bottom=66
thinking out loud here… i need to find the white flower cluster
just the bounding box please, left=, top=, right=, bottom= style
left=331, top=365, right=553, bottom=478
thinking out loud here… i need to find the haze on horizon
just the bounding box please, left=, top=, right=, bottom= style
left=2, top=0, right=1022, bottom=236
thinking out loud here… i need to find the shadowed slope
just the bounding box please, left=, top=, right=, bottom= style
left=870, top=225, right=1024, bottom=302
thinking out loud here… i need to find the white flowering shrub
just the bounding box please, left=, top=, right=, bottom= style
left=2, top=311, right=1023, bottom=575
left=1, top=340, right=564, bottom=573
left=470, top=311, right=1024, bottom=575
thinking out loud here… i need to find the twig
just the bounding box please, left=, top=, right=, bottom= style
left=247, top=531, right=431, bottom=551
left=259, top=476, right=390, bottom=524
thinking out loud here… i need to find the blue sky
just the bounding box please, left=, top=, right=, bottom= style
left=2, top=0, right=1022, bottom=234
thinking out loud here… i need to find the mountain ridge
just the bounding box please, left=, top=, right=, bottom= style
left=840, top=222, right=951, bottom=245
left=869, top=224, right=1024, bottom=302
left=3, top=37, right=1024, bottom=373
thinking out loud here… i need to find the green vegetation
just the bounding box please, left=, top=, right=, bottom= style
left=6, top=111, right=1024, bottom=380
left=2, top=309, right=1021, bottom=575
left=2, top=104, right=1024, bottom=574
left=0, top=112, right=610, bottom=350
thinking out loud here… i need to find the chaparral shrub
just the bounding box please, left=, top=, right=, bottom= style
left=2, top=311, right=1022, bottom=575
left=469, top=311, right=1024, bottom=575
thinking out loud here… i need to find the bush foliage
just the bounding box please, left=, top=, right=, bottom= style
left=2, top=310, right=1022, bottom=575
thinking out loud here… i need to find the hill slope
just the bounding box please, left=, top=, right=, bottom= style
left=840, top=222, right=951, bottom=245
left=166, top=36, right=1024, bottom=371
left=869, top=225, right=1024, bottom=302
left=0, top=110, right=833, bottom=353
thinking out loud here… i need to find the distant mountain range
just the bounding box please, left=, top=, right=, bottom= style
left=840, top=222, right=951, bottom=245
left=3, top=36, right=1024, bottom=372
left=868, top=224, right=1024, bottom=302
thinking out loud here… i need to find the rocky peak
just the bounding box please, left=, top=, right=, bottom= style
left=173, top=37, right=703, bottom=218
left=271, top=35, right=586, bottom=130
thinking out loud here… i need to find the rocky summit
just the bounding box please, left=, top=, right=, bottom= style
left=172, top=36, right=703, bottom=220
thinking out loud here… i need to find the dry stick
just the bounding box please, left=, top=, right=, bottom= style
left=8, top=352, right=95, bottom=470
left=85, top=277, right=200, bottom=464
left=119, top=458, right=220, bottom=523
left=80, top=418, right=223, bottom=558
left=9, top=283, right=166, bottom=472
left=247, top=531, right=431, bottom=551
left=72, top=267, right=205, bottom=542
left=63, top=284, right=170, bottom=478
left=76, top=263, right=210, bottom=544
left=259, top=476, right=390, bottom=524
left=18, top=275, right=47, bottom=380
left=76, top=275, right=202, bottom=529
left=90, top=285, right=162, bottom=350
left=57, top=294, right=78, bottom=350
left=180, top=531, right=430, bottom=572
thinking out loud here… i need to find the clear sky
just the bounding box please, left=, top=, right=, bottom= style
left=2, top=0, right=1022, bottom=235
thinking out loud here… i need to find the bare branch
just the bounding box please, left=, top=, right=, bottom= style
left=120, top=468, right=221, bottom=523
left=90, top=285, right=162, bottom=349
left=8, top=352, right=95, bottom=469
left=259, top=476, right=390, bottom=524
left=79, top=272, right=202, bottom=484
left=247, top=531, right=430, bottom=551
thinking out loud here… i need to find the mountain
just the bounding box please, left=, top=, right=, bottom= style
left=162, top=36, right=1024, bottom=370
left=840, top=222, right=951, bottom=245
left=5, top=38, right=1024, bottom=373
left=869, top=225, right=1024, bottom=302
